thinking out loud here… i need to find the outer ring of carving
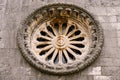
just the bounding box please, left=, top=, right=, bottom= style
left=17, top=3, right=104, bottom=75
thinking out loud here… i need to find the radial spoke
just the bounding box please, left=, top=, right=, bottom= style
left=69, top=41, right=84, bottom=44
left=46, top=23, right=58, bottom=36
left=69, top=35, right=80, bottom=40
left=40, top=35, right=52, bottom=40
left=50, top=49, right=58, bottom=64
left=45, top=28, right=55, bottom=38
left=53, top=27, right=58, bottom=36
left=67, top=29, right=76, bottom=37
left=50, top=25, right=58, bottom=36
left=68, top=45, right=83, bottom=52
left=44, top=47, right=55, bottom=58
left=63, top=24, right=70, bottom=35
left=70, top=44, right=85, bottom=53
left=58, top=50, right=63, bottom=64
left=35, top=41, right=51, bottom=45
left=69, top=34, right=85, bottom=41
left=63, top=49, right=72, bottom=63
left=42, top=45, right=53, bottom=51
left=78, top=17, right=88, bottom=29
left=48, top=32, right=55, bottom=38
left=59, top=25, right=62, bottom=35
left=81, top=17, right=89, bottom=27
left=66, top=47, right=78, bottom=59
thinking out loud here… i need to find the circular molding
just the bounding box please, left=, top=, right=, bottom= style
left=17, top=3, right=104, bottom=75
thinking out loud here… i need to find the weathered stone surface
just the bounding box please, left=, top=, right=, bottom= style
left=101, top=47, right=120, bottom=58
left=0, top=0, right=7, bottom=5
left=86, top=7, right=107, bottom=15
left=116, top=15, right=120, bottom=22
left=111, top=76, right=120, bottom=80
left=101, top=0, right=120, bottom=7
left=96, top=16, right=117, bottom=23
left=94, top=57, right=120, bottom=67
left=104, top=37, right=117, bottom=47
left=5, top=0, right=22, bottom=13
left=102, top=67, right=120, bottom=76
left=0, top=0, right=120, bottom=80
left=106, top=7, right=117, bottom=16
left=79, top=66, right=102, bottom=76
left=65, top=75, right=93, bottom=80
left=103, top=30, right=117, bottom=38
left=117, top=38, right=120, bottom=47
left=94, top=76, right=111, bottom=80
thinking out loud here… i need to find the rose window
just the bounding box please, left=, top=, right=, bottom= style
left=17, top=4, right=103, bottom=75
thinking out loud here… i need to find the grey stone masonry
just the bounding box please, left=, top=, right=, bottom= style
left=0, top=0, right=120, bottom=80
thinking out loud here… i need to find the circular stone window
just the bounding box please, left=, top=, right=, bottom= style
left=17, top=4, right=103, bottom=75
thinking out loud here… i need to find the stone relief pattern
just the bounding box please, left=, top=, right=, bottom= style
left=17, top=4, right=103, bottom=75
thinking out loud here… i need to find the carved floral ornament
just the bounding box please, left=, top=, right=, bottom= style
left=17, top=4, right=103, bottom=75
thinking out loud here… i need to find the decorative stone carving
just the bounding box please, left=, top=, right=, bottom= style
left=17, top=4, right=104, bottom=75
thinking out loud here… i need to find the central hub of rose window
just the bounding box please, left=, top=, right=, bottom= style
left=53, top=35, right=68, bottom=49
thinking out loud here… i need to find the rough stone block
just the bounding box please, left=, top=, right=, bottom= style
left=94, top=76, right=111, bottom=80
left=54, top=0, right=66, bottom=3
left=101, top=23, right=116, bottom=30
left=102, top=67, right=120, bottom=76
left=38, top=74, right=58, bottom=80
left=111, top=76, right=120, bottom=80
left=29, top=0, right=47, bottom=11
left=117, top=31, right=120, bottom=37
left=101, top=47, right=120, bottom=58
left=87, top=66, right=101, bottom=75
left=94, top=57, right=120, bottom=67
left=0, top=62, right=11, bottom=75
left=117, top=38, right=120, bottom=47
left=0, top=49, right=21, bottom=66
left=81, top=66, right=101, bottom=76
left=0, top=15, right=6, bottom=31
left=101, top=0, right=120, bottom=6
left=4, top=13, right=21, bottom=31
left=106, top=7, right=117, bottom=16
left=88, top=0, right=102, bottom=7
left=22, top=0, right=31, bottom=6
left=111, top=23, right=120, bottom=30
left=96, top=16, right=117, bottom=22
left=104, top=37, right=117, bottom=47
left=86, top=7, right=107, bottom=15
left=103, top=30, right=117, bottom=38
left=65, top=75, right=93, bottom=80
left=47, top=0, right=57, bottom=4
left=2, top=30, right=17, bottom=48
left=0, top=31, right=6, bottom=48
left=116, top=15, right=120, bottom=22
left=0, top=0, right=6, bottom=5
left=0, top=6, right=5, bottom=15
left=5, top=0, right=22, bottom=13
left=3, top=75, right=32, bottom=80
left=113, top=7, right=120, bottom=16
left=65, top=0, right=89, bottom=8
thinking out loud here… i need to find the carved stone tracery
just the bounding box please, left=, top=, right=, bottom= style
left=17, top=4, right=104, bottom=75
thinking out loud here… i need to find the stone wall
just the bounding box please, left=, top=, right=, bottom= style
left=0, top=0, right=120, bottom=80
